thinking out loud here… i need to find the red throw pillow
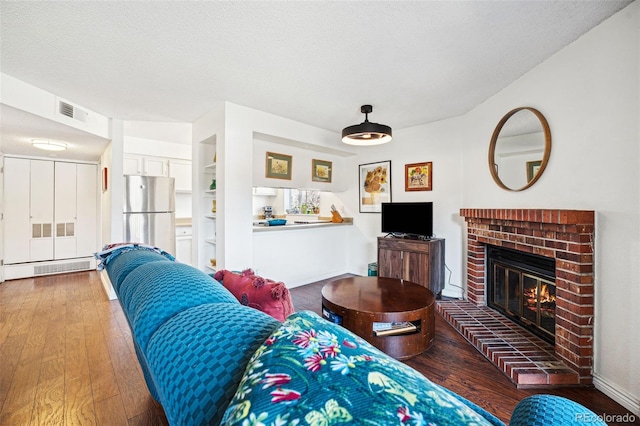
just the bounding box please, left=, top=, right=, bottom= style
left=213, top=269, right=294, bottom=322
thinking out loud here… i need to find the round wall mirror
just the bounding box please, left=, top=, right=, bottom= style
left=488, top=107, right=551, bottom=191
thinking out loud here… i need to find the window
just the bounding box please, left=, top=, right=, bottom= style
left=284, top=189, right=320, bottom=214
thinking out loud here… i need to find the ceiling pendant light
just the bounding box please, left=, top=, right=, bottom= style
left=31, top=139, right=67, bottom=151
left=342, top=105, right=392, bottom=145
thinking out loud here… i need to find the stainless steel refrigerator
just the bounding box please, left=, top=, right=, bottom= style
left=123, top=175, right=176, bottom=254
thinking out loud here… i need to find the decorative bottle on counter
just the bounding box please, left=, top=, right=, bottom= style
left=209, top=179, right=216, bottom=190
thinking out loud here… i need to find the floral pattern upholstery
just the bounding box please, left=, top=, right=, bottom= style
left=221, top=310, right=500, bottom=426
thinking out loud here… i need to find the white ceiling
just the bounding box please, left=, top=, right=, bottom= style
left=0, top=0, right=633, bottom=161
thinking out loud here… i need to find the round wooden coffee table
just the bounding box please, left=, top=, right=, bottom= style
left=321, top=276, right=435, bottom=359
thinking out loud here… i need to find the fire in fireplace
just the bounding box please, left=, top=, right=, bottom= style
left=486, top=245, right=556, bottom=344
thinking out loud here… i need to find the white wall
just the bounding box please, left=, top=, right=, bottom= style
left=458, top=2, right=638, bottom=412
left=339, top=116, right=467, bottom=297
left=192, top=101, right=355, bottom=279
left=338, top=2, right=639, bottom=411
left=1, top=73, right=110, bottom=139
left=252, top=138, right=348, bottom=193
left=194, top=3, right=639, bottom=411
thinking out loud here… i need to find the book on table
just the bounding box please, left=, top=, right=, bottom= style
left=372, top=321, right=417, bottom=336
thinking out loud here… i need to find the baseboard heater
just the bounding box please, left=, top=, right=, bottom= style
left=4, top=257, right=96, bottom=280
left=34, top=260, right=91, bottom=275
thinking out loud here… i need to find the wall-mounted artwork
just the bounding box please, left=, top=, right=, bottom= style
left=405, top=162, right=432, bottom=191
left=266, top=152, right=292, bottom=180
left=312, top=159, right=332, bottom=183
left=359, top=160, right=391, bottom=213
left=102, top=167, right=109, bottom=192
left=527, top=160, right=541, bottom=182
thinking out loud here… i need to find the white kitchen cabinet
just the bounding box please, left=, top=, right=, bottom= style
left=169, top=159, right=192, bottom=192
left=253, top=187, right=277, bottom=196
left=175, top=226, right=193, bottom=264
left=144, top=156, right=167, bottom=176
left=123, top=155, right=143, bottom=175
left=3, top=157, right=97, bottom=272
left=124, top=154, right=169, bottom=177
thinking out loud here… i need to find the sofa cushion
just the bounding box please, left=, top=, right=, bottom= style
left=214, top=269, right=294, bottom=322
left=145, top=303, right=281, bottom=426
left=221, top=310, right=502, bottom=426
left=105, top=250, right=172, bottom=292
left=122, top=261, right=239, bottom=351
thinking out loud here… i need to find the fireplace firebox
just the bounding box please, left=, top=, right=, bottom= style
left=487, top=246, right=556, bottom=344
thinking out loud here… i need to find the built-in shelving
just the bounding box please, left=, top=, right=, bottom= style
left=198, top=134, right=218, bottom=272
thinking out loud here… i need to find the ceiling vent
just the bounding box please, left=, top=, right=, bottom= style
left=57, top=99, right=89, bottom=122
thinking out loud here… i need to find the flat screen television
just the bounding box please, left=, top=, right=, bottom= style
left=381, top=202, right=433, bottom=238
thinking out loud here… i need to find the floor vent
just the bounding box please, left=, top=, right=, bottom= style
left=34, top=261, right=91, bottom=276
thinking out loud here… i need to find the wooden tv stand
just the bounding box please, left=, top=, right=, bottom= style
left=377, top=237, right=445, bottom=297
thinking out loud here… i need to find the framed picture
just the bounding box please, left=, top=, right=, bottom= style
left=405, top=162, right=432, bottom=191
left=312, top=159, right=332, bottom=183
left=266, top=152, right=292, bottom=180
left=102, top=167, right=108, bottom=192
left=527, top=160, right=542, bottom=182
left=359, top=160, right=391, bottom=213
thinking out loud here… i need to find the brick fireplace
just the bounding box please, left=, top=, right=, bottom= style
left=456, top=208, right=595, bottom=385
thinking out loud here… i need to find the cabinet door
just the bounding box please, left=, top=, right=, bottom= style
left=30, top=160, right=55, bottom=261
left=169, top=159, right=192, bottom=192
left=123, top=155, right=142, bottom=175
left=4, top=158, right=31, bottom=263
left=54, top=162, right=78, bottom=259
left=378, top=248, right=404, bottom=280
left=76, top=164, right=97, bottom=257
left=143, top=157, right=167, bottom=176
left=176, top=236, right=193, bottom=265
left=403, top=251, right=430, bottom=288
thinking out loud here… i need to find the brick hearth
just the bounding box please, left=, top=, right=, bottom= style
left=455, top=208, right=595, bottom=386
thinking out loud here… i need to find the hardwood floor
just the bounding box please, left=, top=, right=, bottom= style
left=292, top=275, right=639, bottom=426
left=0, top=271, right=167, bottom=425
left=0, top=271, right=636, bottom=425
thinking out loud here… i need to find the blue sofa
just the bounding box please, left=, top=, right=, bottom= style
left=96, top=244, right=606, bottom=426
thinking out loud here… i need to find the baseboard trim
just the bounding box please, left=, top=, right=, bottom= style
left=593, top=372, right=640, bottom=416
left=100, top=269, right=117, bottom=300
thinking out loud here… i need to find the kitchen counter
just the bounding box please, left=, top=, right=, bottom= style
left=252, top=219, right=352, bottom=288
left=176, top=217, right=192, bottom=226
left=253, top=221, right=352, bottom=232
left=253, top=216, right=352, bottom=232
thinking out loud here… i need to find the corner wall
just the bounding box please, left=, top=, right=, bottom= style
left=459, top=2, right=639, bottom=412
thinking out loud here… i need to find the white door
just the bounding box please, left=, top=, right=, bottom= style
left=30, top=160, right=54, bottom=261
left=76, top=163, right=97, bottom=257
left=54, top=162, right=77, bottom=259
left=0, top=153, right=4, bottom=282
left=3, top=158, right=31, bottom=263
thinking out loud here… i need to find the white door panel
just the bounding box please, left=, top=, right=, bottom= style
left=3, top=158, right=31, bottom=263
left=30, top=160, right=54, bottom=261
left=76, top=164, right=97, bottom=257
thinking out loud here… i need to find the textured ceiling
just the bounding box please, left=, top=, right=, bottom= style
left=0, top=0, right=633, bottom=160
